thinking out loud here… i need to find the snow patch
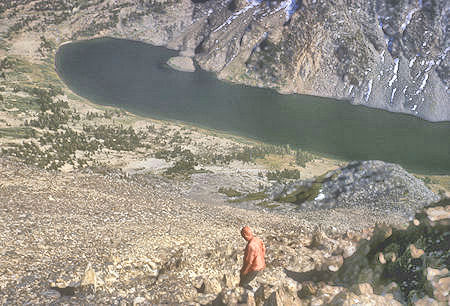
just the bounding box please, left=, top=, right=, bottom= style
left=393, top=58, right=400, bottom=74
left=314, top=192, right=325, bottom=201
left=390, top=88, right=397, bottom=104
left=365, top=79, right=373, bottom=102
left=348, top=85, right=354, bottom=95
left=213, top=1, right=260, bottom=33
left=277, top=0, right=299, bottom=21
left=415, top=73, right=429, bottom=95
left=388, top=58, right=399, bottom=87
left=400, top=8, right=419, bottom=32
left=425, top=60, right=435, bottom=72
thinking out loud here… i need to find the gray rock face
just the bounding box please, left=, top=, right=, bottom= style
left=269, top=160, right=439, bottom=216
left=2, top=0, right=448, bottom=121
left=178, top=0, right=450, bottom=121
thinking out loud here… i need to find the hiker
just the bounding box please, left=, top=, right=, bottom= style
left=239, top=226, right=266, bottom=289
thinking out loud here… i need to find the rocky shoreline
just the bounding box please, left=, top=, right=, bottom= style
left=167, top=56, right=196, bottom=72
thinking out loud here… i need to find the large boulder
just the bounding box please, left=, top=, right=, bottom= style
left=268, top=161, right=439, bottom=216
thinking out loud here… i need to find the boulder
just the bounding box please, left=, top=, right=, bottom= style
left=330, top=290, right=402, bottom=306
left=379, top=282, right=404, bottom=303
left=329, top=291, right=360, bottom=305
left=166, top=56, right=195, bottom=72
left=351, top=283, right=373, bottom=295
left=254, top=284, right=274, bottom=304
left=211, top=288, right=254, bottom=306
left=222, top=273, right=239, bottom=289
left=297, top=281, right=318, bottom=298
left=199, top=278, right=222, bottom=295
left=425, top=267, right=449, bottom=302
left=343, top=245, right=356, bottom=258
left=81, top=263, right=100, bottom=292
left=425, top=206, right=450, bottom=222
left=133, top=296, right=146, bottom=305
left=41, top=289, right=61, bottom=299
left=321, top=255, right=344, bottom=272
left=265, top=287, right=302, bottom=306
left=413, top=296, right=439, bottom=306
left=409, top=244, right=424, bottom=259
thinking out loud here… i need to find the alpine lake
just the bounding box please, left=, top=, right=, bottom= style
left=56, top=38, right=450, bottom=174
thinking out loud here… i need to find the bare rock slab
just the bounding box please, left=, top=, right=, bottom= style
left=167, top=56, right=195, bottom=72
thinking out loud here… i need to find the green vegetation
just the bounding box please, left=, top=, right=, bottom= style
left=218, top=187, right=242, bottom=197
left=85, top=109, right=125, bottom=120
left=3, top=127, right=96, bottom=170
left=198, top=144, right=308, bottom=166
left=6, top=16, right=37, bottom=38
left=39, top=36, right=56, bottom=55
left=72, top=11, right=120, bottom=39
left=164, top=159, right=198, bottom=176
left=274, top=171, right=338, bottom=205
left=155, top=146, right=195, bottom=161
left=82, top=125, right=146, bottom=151
left=266, top=168, right=300, bottom=182
left=377, top=199, right=450, bottom=298
left=295, top=149, right=315, bottom=167
left=228, top=191, right=267, bottom=203
left=0, top=127, right=36, bottom=138
left=277, top=182, right=322, bottom=204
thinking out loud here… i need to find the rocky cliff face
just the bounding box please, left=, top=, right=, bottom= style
left=1, top=0, right=448, bottom=121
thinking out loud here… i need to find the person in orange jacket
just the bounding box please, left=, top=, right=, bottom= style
left=239, top=226, right=266, bottom=289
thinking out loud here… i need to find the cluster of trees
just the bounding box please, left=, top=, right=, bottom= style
left=21, top=86, right=80, bottom=130
left=72, top=11, right=120, bottom=38
left=266, top=168, right=301, bottom=182
left=295, top=149, right=315, bottom=167
left=39, top=36, right=55, bottom=55
left=3, top=123, right=149, bottom=170
left=158, top=146, right=199, bottom=176
left=85, top=109, right=124, bottom=120
left=1, top=83, right=150, bottom=170
left=0, top=57, right=20, bottom=70
left=2, top=140, right=91, bottom=170
left=82, top=124, right=146, bottom=151
left=198, top=144, right=314, bottom=166
left=6, top=16, right=37, bottom=37
left=155, top=145, right=194, bottom=161
left=218, top=187, right=242, bottom=197
left=164, top=158, right=198, bottom=176
left=39, top=128, right=101, bottom=153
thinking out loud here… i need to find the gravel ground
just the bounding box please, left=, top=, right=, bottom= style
left=0, top=158, right=413, bottom=303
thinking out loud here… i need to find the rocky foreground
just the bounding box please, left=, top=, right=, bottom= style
left=0, top=157, right=448, bottom=305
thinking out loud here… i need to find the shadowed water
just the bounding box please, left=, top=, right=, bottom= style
left=56, top=38, right=450, bottom=174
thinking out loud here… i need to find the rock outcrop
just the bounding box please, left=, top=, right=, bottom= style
left=269, top=160, right=439, bottom=217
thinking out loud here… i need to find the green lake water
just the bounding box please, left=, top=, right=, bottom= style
left=55, top=38, right=450, bottom=174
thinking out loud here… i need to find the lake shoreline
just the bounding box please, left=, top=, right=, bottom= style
left=55, top=38, right=450, bottom=174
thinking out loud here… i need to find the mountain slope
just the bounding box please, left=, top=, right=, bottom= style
left=1, top=0, right=448, bottom=121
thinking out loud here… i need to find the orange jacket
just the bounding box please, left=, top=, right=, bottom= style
left=241, top=227, right=266, bottom=275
